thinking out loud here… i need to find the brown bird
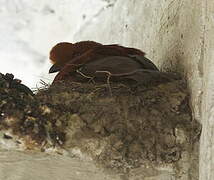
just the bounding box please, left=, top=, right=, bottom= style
left=49, top=41, right=160, bottom=83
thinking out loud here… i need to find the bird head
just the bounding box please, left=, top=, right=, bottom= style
left=49, top=42, right=75, bottom=73
left=49, top=41, right=102, bottom=73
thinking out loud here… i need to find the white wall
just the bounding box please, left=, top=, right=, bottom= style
left=0, top=0, right=107, bottom=87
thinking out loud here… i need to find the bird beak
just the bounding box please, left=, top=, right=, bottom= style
left=49, top=64, right=61, bottom=73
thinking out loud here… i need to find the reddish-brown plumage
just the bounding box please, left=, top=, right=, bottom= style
left=49, top=41, right=102, bottom=72
left=49, top=41, right=158, bottom=83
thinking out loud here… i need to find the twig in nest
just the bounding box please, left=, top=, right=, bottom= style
left=76, top=69, right=95, bottom=83
left=32, top=79, right=49, bottom=93
left=95, top=71, right=113, bottom=96
left=95, top=69, right=153, bottom=96
left=40, top=79, right=49, bottom=87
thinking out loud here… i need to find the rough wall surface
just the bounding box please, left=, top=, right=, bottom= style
left=0, top=150, right=122, bottom=180
left=200, top=1, right=214, bottom=179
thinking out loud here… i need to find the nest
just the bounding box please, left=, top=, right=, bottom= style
left=0, top=72, right=201, bottom=172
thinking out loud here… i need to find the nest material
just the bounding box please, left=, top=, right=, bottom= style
left=0, top=72, right=201, bottom=172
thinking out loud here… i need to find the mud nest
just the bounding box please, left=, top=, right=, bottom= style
left=0, top=72, right=201, bottom=172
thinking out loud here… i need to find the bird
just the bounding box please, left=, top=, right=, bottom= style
left=49, top=41, right=160, bottom=83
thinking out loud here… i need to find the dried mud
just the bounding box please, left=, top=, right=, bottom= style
left=0, top=72, right=201, bottom=173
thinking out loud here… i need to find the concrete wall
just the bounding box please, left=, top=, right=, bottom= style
left=73, top=0, right=213, bottom=179
left=200, top=1, right=214, bottom=179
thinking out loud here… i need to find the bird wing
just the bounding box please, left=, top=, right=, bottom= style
left=74, top=56, right=163, bottom=83
left=128, top=55, right=159, bottom=71
left=53, top=46, right=158, bottom=82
